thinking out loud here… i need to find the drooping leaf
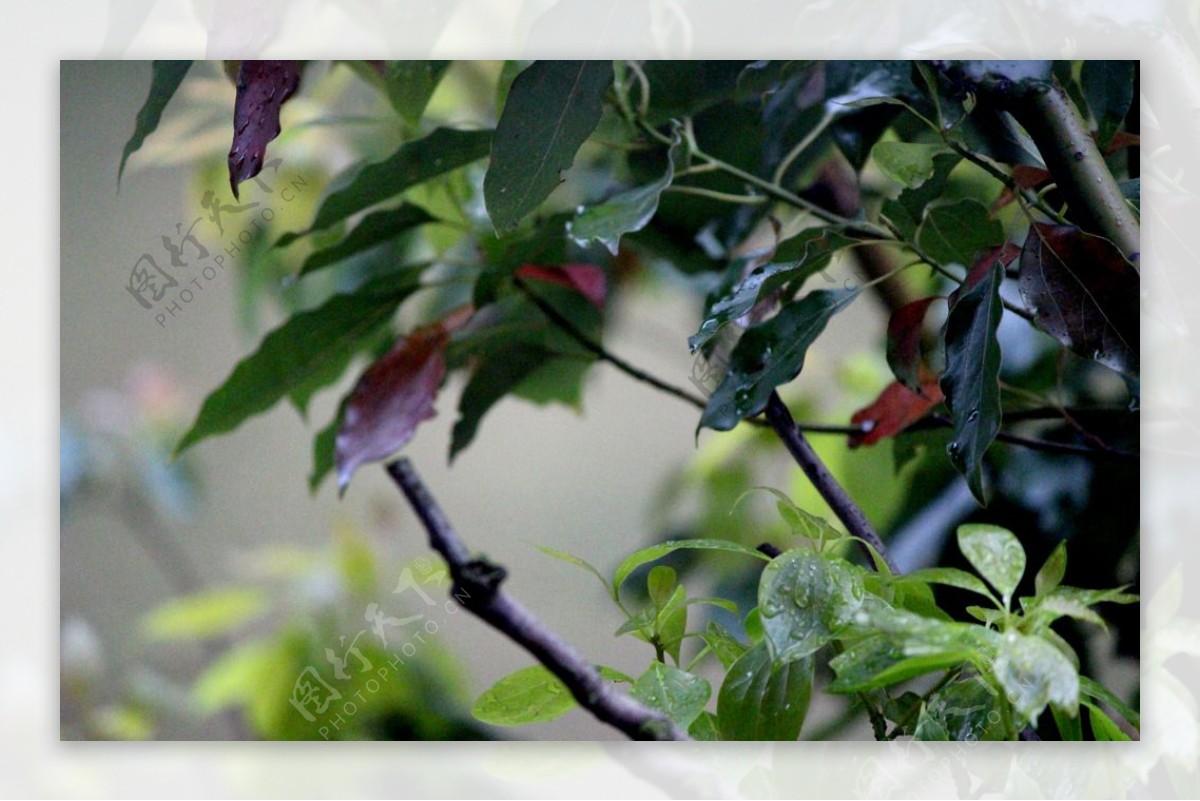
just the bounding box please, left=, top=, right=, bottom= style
left=569, top=127, right=682, bottom=255
left=484, top=60, right=614, bottom=233
left=828, top=635, right=979, bottom=694
left=957, top=523, right=1025, bottom=606
left=1034, top=540, right=1068, bottom=597
left=515, top=263, right=607, bottom=310
left=918, top=198, right=1005, bottom=266
left=534, top=545, right=609, bottom=593
left=1081, top=61, right=1135, bottom=151
left=886, top=296, right=942, bottom=391
left=939, top=262, right=1004, bottom=504
left=279, top=127, right=493, bottom=242
left=689, top=228, right=859, bottom=352
left=471, top=665, right=576, bottom=726
left=175, top=271, right=425, bottom=456
left=629, top=663, right=711, bottom=729
left=1018, top=223, right=1139, bottom=378
left=450, top=343, right=552, bottom=461
left=227, top=60, right=302, bottom=198
left=335, top=307, right=472, bottom=491
left=872, top=141, right=950, bottom=189
left=1079, top=675, right=1140, bottom=730
left=950, top=242, right=1022, bottom=307
left=992, top=630, right=1079, bottom=725
left=612, top=539, right=771, bottom=602
left=717, top=641, right=812, bottom=741
left=295, top=205, right=437, bottom=277
left=700, top=289, right=859, bottom=431
left=759, top=550, right=872, bottom=663
left=118, top=60, right=192, bottom=186
left=848, top=380, right=944, bottom=448
left=141, top=587, right=267, bottom=640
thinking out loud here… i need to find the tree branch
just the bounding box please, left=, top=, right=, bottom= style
left=764, top=392, right=900, bottom=574
left=384, top=458, right=690, bottom=741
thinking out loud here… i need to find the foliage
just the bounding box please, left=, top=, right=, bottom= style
left=116, top=59, right=1140, bottom=741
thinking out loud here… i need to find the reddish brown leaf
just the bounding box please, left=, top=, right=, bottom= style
left=886, top=296, right=943, bottom=392
left=516, top=263, right=607, bottom=309
left=992, top=166, right=1051, bottom=212
left=227, top=60, right=301, bottom=198
left=949, top=242, right=1020, bottom=307
left=1104, top=131, right=1140, bottom=156
left=849, top=380, right=944, bottom=448
left=335, top=306, right=472, bottom=492
left=1018, top=223, right=1139, bottom=378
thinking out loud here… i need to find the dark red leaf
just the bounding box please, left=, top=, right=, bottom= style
left=849, top=380, right=944, bottom=448
left=227, top=60, right=301, bottom=198
left=886, top=296, right=942, bottom=391
left=992, top=166, right=1051, bottom=212
left=1104, top=131, right=1140, bottom=156
left=516, top=263, right=607, bottom=309
left=335, top=306, right=472, bottom=492
left=949, top=242, right=1020, bottom=307
left=1018, top=223, right=1139, bottom=378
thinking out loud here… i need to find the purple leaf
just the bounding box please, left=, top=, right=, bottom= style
left=227, top=60, right=300, bottom=198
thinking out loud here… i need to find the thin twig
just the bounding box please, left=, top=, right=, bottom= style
left=764, top=392, right=900, bottom=574
left=385, top=459, right=690, bottom=741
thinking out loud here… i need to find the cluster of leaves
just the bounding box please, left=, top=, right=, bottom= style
left=475, top=500, right=1137, bottom=741
left=117, top=59, right=1140, bottom=740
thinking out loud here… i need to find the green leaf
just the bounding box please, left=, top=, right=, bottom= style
left=1054, top=704, right=1083, bottom=741
left=570, top=126, right=682, bottom=255
left=903, top=566, right=1001, bottom=606
left=881, top=152, right=961, bottom=241
left=939, top=262, right=1004, bottom=504
left=281, top=127, right=492, bottom=242
left=915, top=678, right=1007, bottom=741
left=1032, top=595, right=1106, bottom=629
left=758, top=550, right=872, bottom=663
left=1035, top=541, right=1068, bottom=597
left=629, top=663, right=711, bottom=729
left=484, top=60, right=614, bottom=233
left=534, top=544, right=609, bottom=594
left=912, top=706, right=949, bottom=740
left=992, top=631, right=1079, bottom=725
left=612, top=539, right=771, bottom=601
left=450, top=343, right=552, bottom=461
left=688, top=711, right=721, bottom=740
left=702, top=621, right=748, bottom=671
left=471, top=665, right=576, bottom=726
left=717, top=642, right=812, bottom=740
left=1079, top=675, right=1139, bottom=730
left=294, top=205, right=436, bottom=276
left=1087, top=702, right=1130, bottom=740
left=191, top=639, right=278, bottom=712
left=1081, top=61, right=1134, bottom=150
left=380, top=61, right=453, bottom=125
left=872, top=141, right=950, bottom=189
left=308, top=404, right=342, bottom=493
left=739, top=486, right=842, bottom=544
left=647, top=565, right=678, bottom=606
left=956, top=523, right=1025, bottom=606
left=700, top=289, right=859, bottom=431
left=917, top=198, right=1004, bottom=266
left=175, top=271, right=423, bottom=455
left=829, top=636, right=977, bottom=693
left=118, top=60, right=192, bottom=186
left=689, top=229, right=859, bottom=353
left=141, top=588, right=267, bottom=641
left=597, top=664, right=634, bottom=684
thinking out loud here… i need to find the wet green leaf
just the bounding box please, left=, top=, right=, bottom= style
left=630, top=663, right=711, bottom=728
left=570, top=127, right=682, bottom=255
left=612, top=539, right=770, bottom=601
left=484, top=60, right=614, bottom=232
left=703, top=621, right=748, bottom=671
left=992, top=630, right=1079, bottom=725
left=957, top=523, right=1025, bottom=606
left=700, top=289, right=859, bottom=431
left=717, top=642, right=812, bottom=740
left=904, top=567, right=1000, bottom=606
left=471, top=665, right=576, bottom=726
left=915, top=678, right=1006, bottom=741
left=759, top=550, right=872, bottom=663
left=939, top=262, right=1004, bottom=504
